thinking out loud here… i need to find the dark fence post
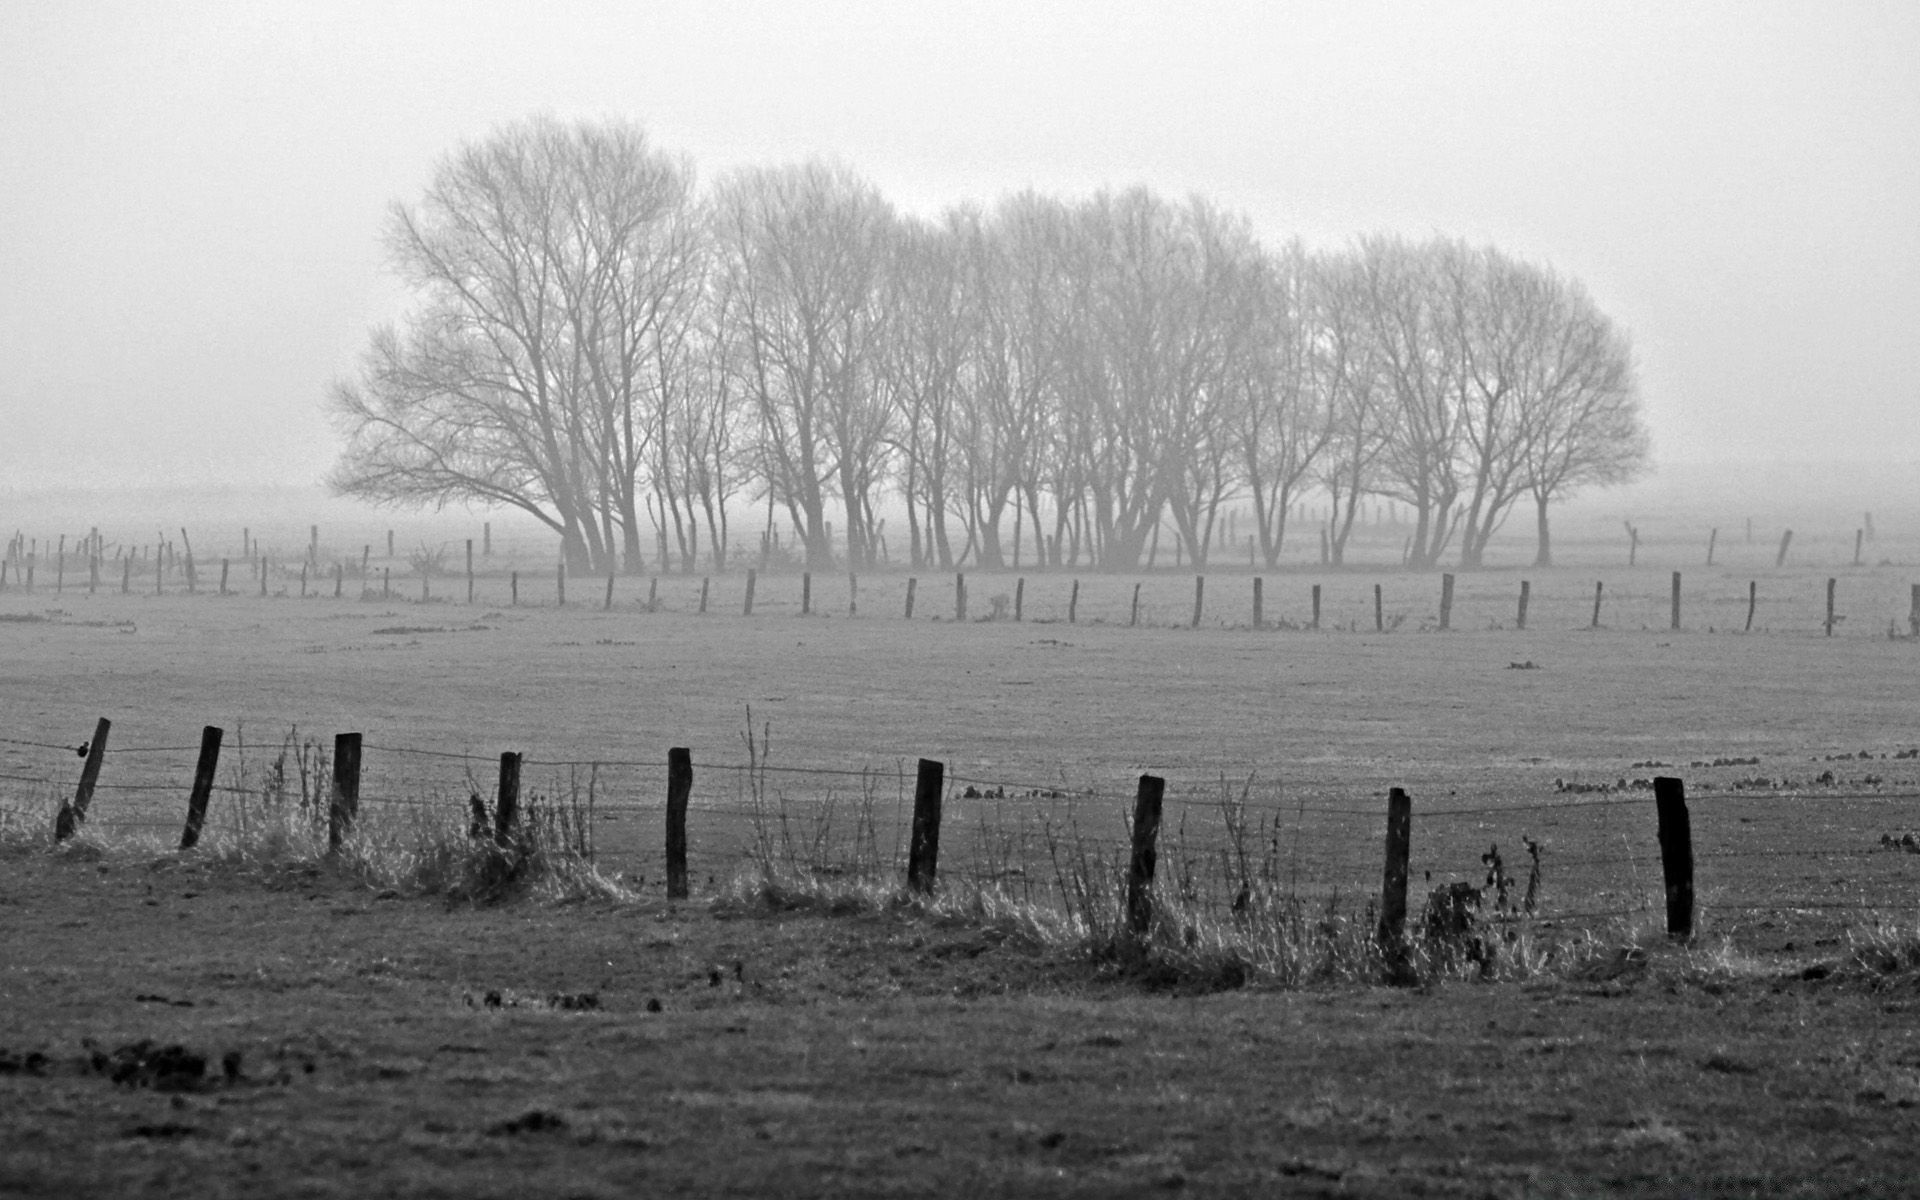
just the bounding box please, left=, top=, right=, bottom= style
left=1252, top=577, right=1263, bottom=629
left=802, top=571, right=812, bottom=616
left=1014, top=577, right=1024, bottom=621
left=1825, top=577, right=1837, bottom=637
left=329, top=733, right=362, bottom=852
left=1590, top=581, right=1604, bottom=629
left=1311, top=583, right=1322, bottom=631
left=1191, top=575, right=1204, bottom=629
left=1073, top=579, right=1083, bottom=625
left=334, top=563, right=343, bottom=598
left=666, top=747, right=692, bottom=900
left=262, top=557, right=270, bottom=597
left=1775, top=529, right=1793, bottom=568
left=1654, top=776, right=1694, bottom=941
left=1439, top=574, right=1455, bottom=631
left=1745, top=581, right=1757, bottom=632
left=1707, top=527, right=1717, bottom=566
left=1517, top=580, right=1530, bottom=630
left=904, top=576, right=916, bottom=619
left=1377, top=787, right=1412, bottom=948
left=178, top=725, right=224, bottom=850
left=219, top=559, right=229, bottom=596
left=743, top=568, right=756, bottom=616
left=1374, top=583, right=1384, bottom=633
left=1910, top=584, right=1919, bottom=638
left=907, top=758, right=945, bottom=895
left=604, top=573, right=615, bottom=611
left=494, top=752, right=523, bottom=847
left=1125, top=773, right=1166, bottom=936
left=955, top=573, right=967, bottom=621
left=1671, top=572, right=1682, bottom=631
left=55, top=717, right=112, bottom=841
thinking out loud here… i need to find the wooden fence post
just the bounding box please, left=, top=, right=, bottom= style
left=55, top=717, right=112, bottom=841
left=603, top=573, right=615, bottom=611
left=1825, top=577, right=1837, bottom=637
left=907, top=758, right=945, bottom=894
left=1014, top=577, right=1024, bottom=621
left=510, top=571, right=518, bottom=606
left=1374, top=583, right=1384, bottom=633
left=955, top=573, right=967, bottom=621
left=494, top=752, right=523, bottom=847
left=418, top=568, right=426, bottom=604
left=1707, top=527, right=1717, bottom=566
left=121, top=557, right=130, bottom=595
left=1311, top=583, right=1322, bottom=631
left=1671, top=572, right=1682, bottom=631
left=467, top=540, right=475, bottom=603
left=699, top=577, right=710, bottom=614
left=1746, top=580, right=1757, bottom=632
left=1439, top=574, right=1455, bottom=631
left=744, top=568, right=756, bottom=616
left=904, top=576, right=916, bottom=619
left=666, top=747, right=692, bottom=900
left=1776, top=529, right=1793, bottom=568
left=178, top=726, right=224, bottom=850
left=1377, top=787, right=1412, bottom=947
left=556, top=563, right=566, bottom=607
left=1125, top=773, right=1166, bottom=936
left=88, top=555, right=98, bottom=595
left=1073, top=579, right=1084, bottom=625
left=1910, top=584, right=1919, bottom=638
left=1590, top=581, right=1604, bottom=629
left=802, top=572, right=812, bottom=616
left=1517, top=580, right=1530, bottom=630
left=1653, top=776, right=1694, bottom=941
left=1854, top=529, right=1864, bottom=567
left=484, top=522, right=491, bottom=556
left=301, top=562, right=309, bottom=599
left=382, top=567, right=389, bottom=599
left=647, top=578, right=658, bottom=613
left=849, top=572, right=858, bottom=617
left=334, top=563, right=343, bottom=598
left=328, top=733, right=362, bottom=852
left=1191, top=575, right=1204, bottom=629
left=219, top=559, right=229, bottom=596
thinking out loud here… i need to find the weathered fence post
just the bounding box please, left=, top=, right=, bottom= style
left=178, top=726, right=224, bottom=851
left=1252, top=577, right=1263, bottom=629
left=1073, top=579, right=1083, bottom=625
left=301, top=562, right=309, bottom=598
left=1374, top=583, right=1384, bottom=633
left=1671, top=572, right=1682, bottom=631
left=219, top=559, right=229, bottom=596
left=1377, top=787, right=1412, bottom=948
left=1707, top=527, right=1717, bottom=567
left=743, top=568, right=756, bottom=616
left=1312, top=583, right=1323, bottom=631
left=510, top=571, right=519, bottom=606
left=328, top=733, right=362, bottom=852
left=88, top=555, right=98, bottom=595
left=121, top=557, right=130, bottom=595
left=467, top=540, right=475, bottom=604
left=1653, top=776, right=1694, bottom=941
left=556, top=562, right=566, bottom=607
left=334, top=563, right=343, bottom=598
left=1439, top=574, right=1455, bottom=631
left=906, top=758, right=945, bottom=895
left=55, top=717, right=112, bottom=841
left=1825, top=577, right=1837, bottom=637
left=1125, top=773, right=1166, bottom=936
left=1590, top=581, right=1604, bottom=629
left=494, top=752, right=523, bottom=847
left=1776, top=529, right=1793, bottom=568
left=483, top=522, right=492, bottom=556
left=602, top=573, right=614, bottom=611
left=647, top=577, right=658, bottom=613
left=1014, top=577, right=1024, bottom=622
left=955, top=573, right=967, bottom=621
left=1191, top=575, right=1204, bottom=629
left=1745, top=580, right=1757, bottom=632
left=904, top=576, right=916, bottom=619
left=1910, top=584, right=1919, bottom=638
left=418, top=568, right=426, bottom=604
left=699, top=577, right=710, bottom=614
left=1517, top=580, right=1530, bottom=630
left=801, top=571, right=812, bottom=616
left=666, top=747, right=692, bottom=900
left=849, top=572, right=858, bottom=617
left=1854, top=529, right=1864, bottom=567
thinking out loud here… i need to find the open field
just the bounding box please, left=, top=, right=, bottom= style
left=7, top=559, right=1920, bottom=1195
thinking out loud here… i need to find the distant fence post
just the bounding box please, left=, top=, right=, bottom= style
left=334, top=563, right=343, bottom=598
left=603, top=573, right=615, bottom=611
left=1590, top=581, right=1604, bottom=629
left=301, top=562, right=309, bottom=599
left=1745, top=581, right=1757, bottom=632
left=494, top=752, right=523, bottom=847
left=1191, top=575, right=1204, bottom=629
left=381, top=567, right=389, bottom=600
left=1374, top=583, right=1384, bottom=633
left=906, top=758, right=945, bottom=895
left=178, top=725, right=224, bottom=851
left=1775, top=529, right=1793, bottom=568
left=1311, top=583, right=1322, bottom=631
left=1653, top=776, right=1694, bottom=942
left=666, top=747, right=692, bottom=900
left=1125, top=773, right=1166, bottom=936
left=328, top=732, right=362, bottom=852
left=1910, top=584, right=1919, bottom=638
left=1377, top=787, right=1412, bottom=949
left=260, top=557, right=270, bottom=597
left=1671, top=572, right=1682, bottom=631
left=1825, top=577, right=1837, bottom=637
left=556, top=563, right=566, bottom=607
left=88, top=555, right=98, bottom=595
left=699, top=577, right=710, bottom=614
left=1439, top=574, right=1455, bottom=631
left=1517, top=580, right=1530, bottom=630
left=1072, top=579, right=1083, bottom=625
left=802, top=572, right=812, bottom=616
left=1706, top=527, right=1717, bottom=567
left=1014, top=577, right=1024, bottom=622
left=467, top=540, right=475, bottom=603
left=647, top=577, right=658, bottom=613
left=121, top=557, right=130, bottom=595
left=55, top=717, right=112, bottom=842
left=743, top=568, right=756, bottom=616
left=1854, top=529, right=1864, bottom=567
left=510, top=572, right=519, bottom=606
left=219, top=559, right=230, bottom=596
left=904, top=577, right=916, bottom=619
left=849, top=572, right=858, bottom=617
left=955, top=573, right=966, bottom=621
left=1252, top=577, right=1263, bottom=628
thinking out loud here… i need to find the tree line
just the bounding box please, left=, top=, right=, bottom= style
left=331, top=116, right=1648, bottom=574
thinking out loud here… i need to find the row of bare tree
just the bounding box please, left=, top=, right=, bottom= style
left=331, top=118, right=1647, bottom=573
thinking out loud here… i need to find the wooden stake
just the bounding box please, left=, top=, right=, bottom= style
left=55, top=717, right=112, bottom=841
left=1439, top=573, right=1454, bottom=631
left=1746, top=580, right=1757, bottom=632
left=329, top=733, right=362, bottom=852
left=1252, top=577, right=1263, bottom=628
left=955, top=573, right=966, bottom=621
left=1191, top=575, right=1204, bottom=629
left=1311, top=583, right=1321, bottom=631
left=648, top=577, right=658, bottom=612
left=904, top=576, right=916, bottom=619
left=1671, top=571, right=1682, bottom=631
left=1590, top=581, right=1604, bottom=629
left=178, top=726, right=223, bottom=850
left=1517, top=580, right=1530, bottom=630
left=1125, top=774, right=1166, bottom=936
left=1854, top=529, right=1864, bottom=567
left=1014, top=577, right=1024, bottom=622
left=1706, top=527, right=1717, bottom=567
left=556, top=562, right=566, bottom=607
left=1825, top=577, right=1837, bottom=637
left=907, top=758, right=945, bottom=895
left=699, top=577, right=710, bottom=614
left=604, top=573, right=615, bottom=611
left=467, top=540, right=475, bottom=603
left=510, top=571, right=518, bottom=606
left=1776, top=529, right=1793, bottom=568
left=494, top=752, right=522, bottom=847
left=1377, top=787, right=1412, bottom=947
left=1374, top=583, right=1383, bottom=633
left=666, top=747, right=692, bottom=900
left=849, top=572, right=858, bottom=617
left=802, top=571, right=812, bottom=616
left=1654, top=776, right=1693, bottom=941
left=743, top=568, right=756, bottom=616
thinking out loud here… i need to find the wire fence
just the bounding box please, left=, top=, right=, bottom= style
left=6, top=717, right=1920, bottom=942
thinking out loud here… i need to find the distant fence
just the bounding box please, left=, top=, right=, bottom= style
left=6, top=716, right=1920, bottom=941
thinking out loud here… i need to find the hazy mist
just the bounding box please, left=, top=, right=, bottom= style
left=3, top=1, right=1916, bottom=492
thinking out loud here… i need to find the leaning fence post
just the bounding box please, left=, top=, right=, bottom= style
left=849, top=572, right=858, bottom=617
left=494, top=752, right=523, bottom=847
left=1776, top=529, right=1793, bottom=568
left=1590, top=581, right=1604, bottom=629
left=744, top=568, right=756, bottom=616
left=178, top=725, right=224, bottom=851
left=1377, top=787, right=1412, bottom=949
left=1439, top=573, right=1455, bottom=631
left=666, top=747, right=692, bottom=900
left=1653, top=776, right=1694, bottom=941
left=219, top=559, right=230, bottom=596
left=328, top=733, right=362, bottom=852
left=55, top=717, right=112, bottom=841
left=907, top=758, right=945, bottom=895
left=1517, top=580, right=1530, bottom=630
left=1125, top=774, right=1166, bottom=936
left=1671, top=571, right=1682, bottom=631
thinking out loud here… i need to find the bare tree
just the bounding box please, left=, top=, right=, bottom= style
left=1232, top=241, right=1333, bottom=568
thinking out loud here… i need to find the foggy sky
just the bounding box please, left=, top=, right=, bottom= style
left=3, top=1, right=1916, bottom=490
